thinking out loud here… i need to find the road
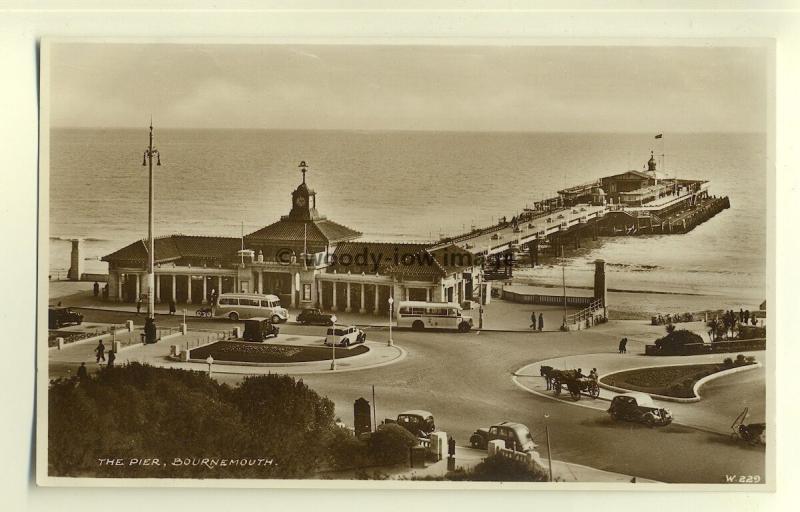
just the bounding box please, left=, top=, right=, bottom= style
left=53, top=308, right=766, bottom=484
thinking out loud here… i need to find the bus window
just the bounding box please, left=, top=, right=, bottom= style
left=219, top=297, right=238, bottom=305
left=241, top=298, right=259, bottom=307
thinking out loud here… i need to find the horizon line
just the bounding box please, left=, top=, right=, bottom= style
left=50, top=126, right=767, bottom=136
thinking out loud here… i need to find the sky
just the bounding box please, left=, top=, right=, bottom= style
left=48, top=43, right=768, bottom=133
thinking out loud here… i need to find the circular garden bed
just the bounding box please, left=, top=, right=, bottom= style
left=189, top=341, right=369, bottom=364
left=600, top=361, right=756, bottom=399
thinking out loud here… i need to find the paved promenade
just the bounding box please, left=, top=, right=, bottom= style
left=51, top=282, right=579, bottom=332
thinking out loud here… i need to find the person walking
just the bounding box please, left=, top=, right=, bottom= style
left=618, top=337, right=627, bottom=354
left=169, top=298, right=176, bottom=316
left=107, top=350, right=116, bottom=368
left=538, top=312, right=544, bottom=332
left=744, top=309, right=750, bottom=325
left=530, top=311, right=537, bottom=330
left=136, top=299, right=142, bottom=315
left=93, top=281, right=100, bottom=297
left=95, top=340, right=106, bottom=363
left=622, top=337, right=628, bottom=353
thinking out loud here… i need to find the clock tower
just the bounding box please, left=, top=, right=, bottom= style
left=288, top=161, right=319, bottom=221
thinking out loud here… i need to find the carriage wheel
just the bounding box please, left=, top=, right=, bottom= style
left=553, top=379, right=561, bottom=395
left=589, top=383, right=600, bottom=399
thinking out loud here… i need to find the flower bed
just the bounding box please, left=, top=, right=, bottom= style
left=600, top=359, right=756, bottom=399
left=190, top=341, right=369, bottom=364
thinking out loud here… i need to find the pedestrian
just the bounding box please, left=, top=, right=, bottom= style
left=169, top=298, right=176, bottom=315
left=93, top=281, right=99, bottom=297
left=538, top=312, right=544, bottom=332
left=622, top=337, right=628, bottom=353
left=136, top=299, right=142, bottom=315
left=95, top=340, right=106, bottom=363
left=739, top=308, right=744, bottom=324
left=107, top=350, right=116, bottom=368
left=744, top=309, right=750, bottom=324
left=751, top=315, right=758, bottom=326
left=102, top=284, right=108, bottom=300
left=589, top=368, right=598, bottom=380
left=530, top=311, right=537, bottom=330
left=576, top=368, right=585, bottom=378
left=77, top=362, right=88, bottom=380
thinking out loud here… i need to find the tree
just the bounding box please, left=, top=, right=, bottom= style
left=654, top=329, right=704, bottom=355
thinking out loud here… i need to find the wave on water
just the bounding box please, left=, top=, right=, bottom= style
left=605, top=262, right=661, bottom=272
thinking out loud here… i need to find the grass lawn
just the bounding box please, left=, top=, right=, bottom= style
left=190, top=341, right=369, bottom=363
left=600, top=363, right=731, bottom=398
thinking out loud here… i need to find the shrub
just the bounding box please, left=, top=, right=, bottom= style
left=654, top=329, right=704, bottom=355
left=452, top=454, right=548, bottom=482
left=665, top=323, right=676, bottom=334
left=746, top=356, right=756, bottom=364
left=367, top=424, right=419, bottom=466
left=737, top=325, right=766, bottom=340
left=723, top=357, right=734, bottom=368
left=327, top=427, right=371, bottom=470
left=48, top=363, right=339, bottom=479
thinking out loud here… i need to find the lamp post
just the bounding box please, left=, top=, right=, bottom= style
left=387, top=296, right=394, bottom=347
left=142, top=120, right=161, bottom=343
left=330, top=314, right=338, bottom=371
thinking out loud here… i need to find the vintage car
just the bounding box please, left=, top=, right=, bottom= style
left=324, top=325, right=366, bottom=347
left=296, top=308, right=334, bottom=326
left=48, top=306, right=83, bottom=329
left=241, top=317, right=280, bottom=342
left=469, top=421, right=537, bottom=453
left=392, top=410, right=436, bottom=438
left=607, top=392, right=673, bottom=426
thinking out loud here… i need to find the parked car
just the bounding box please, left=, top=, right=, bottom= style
left=324, top=326, right=366, bottom=347
left=48, top=306, right=83, bottom=329
left=296, top=308, right=334, bottom=326
left=388, top=410, right=436, bottom=438
left=469, top=421, right=537, bottom=453
left=242, top=317, right=280, bottom=342
left=607, top=392, right=673, bottom=426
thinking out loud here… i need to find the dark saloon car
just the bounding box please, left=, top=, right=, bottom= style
left=607, top=392, right=673, bottom=426
left=393, top=410, right=436, bottom=438
left=242, top=317, right=280, bottom=342
left=48, top=306, right=83, bottom=329
left=296, top=308, right=334, bottom=326
left=470, top=421, right=536, bottom=453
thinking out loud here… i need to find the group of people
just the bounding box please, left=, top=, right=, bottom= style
left=92, top=281, right=109, bottom=300
left=708, top=308, right=759, bottom=341
left=651, top=312, right=694, bottom=325
left=576, top=367, right=599, bottom=380
left=529, top=311, right=545, bottom=331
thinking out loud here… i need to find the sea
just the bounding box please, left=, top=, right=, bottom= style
left=49, top=128, right=767, bottom=314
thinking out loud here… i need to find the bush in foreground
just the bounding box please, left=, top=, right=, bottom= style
left=48, top=363, right=337, bottom=478
left=415, top=455, right=548, bottom=482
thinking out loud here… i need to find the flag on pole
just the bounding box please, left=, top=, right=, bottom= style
left=654, top=133, right=663, bottom=139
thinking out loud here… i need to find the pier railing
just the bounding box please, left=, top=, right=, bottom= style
left=501, top=289, right=595, bottom=308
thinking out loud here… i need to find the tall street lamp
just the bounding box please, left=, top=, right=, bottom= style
left=387, top=296, right=394, bottom=346
left=330, top=314, right=338, bottom=371
left=142, top=120, right=161, bottom=343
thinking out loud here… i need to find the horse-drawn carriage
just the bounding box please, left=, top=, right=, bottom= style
left=540, top=366, right=600, bottom=401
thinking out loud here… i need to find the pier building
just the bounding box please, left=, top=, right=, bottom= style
left=102, top=163, right=481, bottom=313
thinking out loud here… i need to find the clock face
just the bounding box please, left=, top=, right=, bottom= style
left=295, top=196, right=307, bottom=207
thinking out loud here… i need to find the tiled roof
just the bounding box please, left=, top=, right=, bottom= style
left=246, top=218, right=361, bottom=244
left=329, top=241, right=474, bottom=279
left=102, top=235, right=240, bottom=263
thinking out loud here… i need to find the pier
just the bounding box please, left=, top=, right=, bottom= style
left=434, top=153, right=730, bottom=270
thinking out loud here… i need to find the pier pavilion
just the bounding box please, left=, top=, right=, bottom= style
left=102, top=163, right=481, bottom=314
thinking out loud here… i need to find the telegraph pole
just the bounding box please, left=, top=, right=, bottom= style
left=142, top=119, right=161, bottom=343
